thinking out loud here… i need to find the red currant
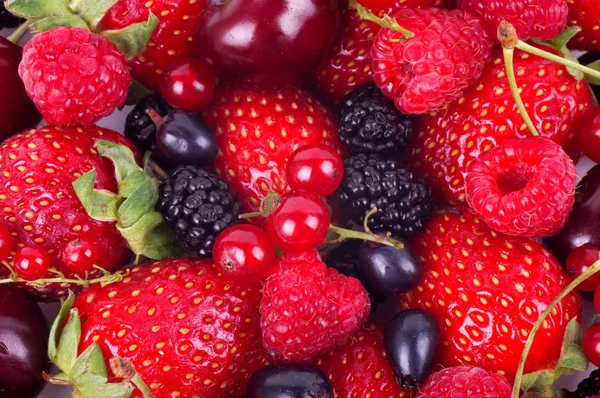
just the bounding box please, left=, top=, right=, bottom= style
left=213, top=224, right=276, bottom=281
left=580, top=107, right=600, bottom=163
left=286, top=144, right=344, bottom=197
left=566, top=244, right=600, bottom=291
left=266, top=192, right=330, bottom=252
left=61, top=238, right=99, bottom=273
left=584, top=323, right=600, bottom=367
left=14, top=245, right=50, bottom=281
left=0, top=223, right=12, bottom=262
left=160, top=57, right=216, bottom=112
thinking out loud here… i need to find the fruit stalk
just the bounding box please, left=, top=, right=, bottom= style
left=348, top=0, right=414, bottom=39
left=0, top=263, right=126, bottom=288
left=328, top=207, right=405, bottom=249
left=6, top=20, right=31, bottom=44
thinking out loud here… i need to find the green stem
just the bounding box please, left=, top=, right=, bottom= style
left=511, top=259, right=600, bottom=397
left=329, top=207, right=404, bottom=250
left=7, top=21, right=32, bottom=44
left=348, top=0, right=414, bottom=39
left=502, top=47, right=539, bottom=137
left=239, top=212, right=263, bottom=220
left=131, top=373, right=154, bottom=398
left=0, top=262, right=125, bottom=288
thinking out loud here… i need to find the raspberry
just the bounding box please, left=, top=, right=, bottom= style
left=19, top=26, right=130, bottom=125
left=372, top=8, right=493, bottom=114
left=465, top=137, right=576, bottom=238
left=260, top=250, right=370, bottom=361
left=459, top=0, right=568, bottom=41
left=417, top=367, right=512, bottom=397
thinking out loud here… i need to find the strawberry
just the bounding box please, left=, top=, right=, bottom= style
left=202, top=85, right=342, bottom=213
left=401, top=210, right=582, bottom=385
left=63, top=258, right=268, bottom=398
left=567, top=0, right=600, bottom=50
left=409, top=45, right=593, bottom=204
left=314, top=322, right=413, bottom=398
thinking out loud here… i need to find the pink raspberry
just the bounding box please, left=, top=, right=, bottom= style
left=459, top=0, right=568, bottom=41
left=371, top=8, right=493, bottom=114
left=465, top=137, right=576, bottom=238
left=19, top=26, right=130, bottom=125
left=260, top=250, right=370, bottom=361
left=417, top=366, right=512, bottom=398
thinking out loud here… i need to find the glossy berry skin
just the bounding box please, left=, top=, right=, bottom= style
left=566, top=244, right=600, bottom=292
left=384, top=309, right=439, bottom=387
left=160, top=57, right=215, bottom=112
left=583, top=323, right=600, bottom=368
left=19, top=27, right=130, bottom=125
left=14, top=245, right=50, bottom=281
left=286, top=144, right=344, bottom=197
left=417, top=366, right=512, bottom=398
left=0, top=286, right=49, bottom=398
left=195, top=0, right=340, bottom=90
left=372, top=8, right=493, bottom=114
left=465, top=137, right=576, bottom=238
left=247, top=364, right=333, bottom=398
left=567, top=0, right=600, bottom=50
left=0, top=223, right=12, bottom=262
left=60, top=238, right=99, bottom=274
left=359, top=242, right=422, bottom=298
left=266, top=192, right=331, bottom=252
left=580, top=107, right=600, bottom=163
left=0, top=37, right=40, bottom=141
left=156, top=109, right=218, bottom=166
left=213, top=224, right=276, bottom=281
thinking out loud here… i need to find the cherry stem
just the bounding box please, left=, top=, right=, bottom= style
left=511, top=258, right=600, bottom=397
left=328, top=208, right=404, bottom=249
left=349, top=0, right=414, bottom=39
left=239, top=212, right=263, bottom=219
left=146, top=109, right=163, bottom=126
left=7, top=21, right=32, bottom=44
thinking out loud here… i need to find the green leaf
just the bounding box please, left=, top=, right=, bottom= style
left=49, top=293, right=75, bottom=360
left=118, top=170, right=153, bottom=199
left=142, top=223, right=179, bottom=260
left=520, top=369, right=555, bottom=392
left=68, top=0, right=119, bottom=29
left=95, top=140, right=142, bottom=183
left=77, top=382, right=134, bottom=398
left=72, top=170, right=121, bottom=222
left=584, top=60, right=600, bottom=86
left=71, top=344, right=109, bottom=386
left=550, top=26, right=581, bottom=50
left=118, top=211, right=164, bottom=255
left=124, top=80, right=154, bottom=107
left=260, top=191, right=280, bottom=216
left=32, top=14, right=88, bottom=32
left=118, top=178, right=159, bottom=228
left=101, top=13, right=159, bottom=59
left=54, top=308, right=82, bottom=374
left=5, top=0, right=72, bottom=18
left=555, top=319, right=588, bottom=378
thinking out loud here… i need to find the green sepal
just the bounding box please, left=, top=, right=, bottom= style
left=5, top=0, right=72, bottom=19
left=68, top=0, right=119, bottom=29
left=118, top=177, right=159, bottom=228
left=49, top=293, right=76, bottom=360
left=76, top=383, right=134, bottom=398
left=520, top=369, right=555, bottom=392
left=550, top=26, right=581, bottom=50
left=555, top=319, right=588, bottom=378
left=101, top=13, right=159, bottom=60
left=32, top=14, right=88, bottom=32
left=584, top=60, right=600, bottom=86
left=141, top=223, right=181, bottom=260
left=118, top=212, right=172, bottom=259
left=70, top=344, right=109, bottom=386
left=260, top=191, right=281, bottom=216
left=535, top=26, right=584, bottom=81
left=118, top=170, right=153, bottom=199
left=95, top=140, right=142, bottom=183
left=54, top=308, right=82, bottom=374
left=72, top=170, right=121, bottom=222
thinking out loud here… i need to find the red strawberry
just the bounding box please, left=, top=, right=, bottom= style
left=72, top=258, right=268, bottom=398
left=0, top=125, right=136, bottom=300
left=567, top=0, right=600, bottom=50
left=409, top=45, right=593, bottom=204
left=309, top=0, right=455, bottom=105
left=99, top=0, right=206, bottom=91
left=202, top=85, right=342, bottom=213
left=401, top=211, right=582, bottom=383
left=260, top=250, right=370, bottom=361
left=314, top=322, right=413, bottom=398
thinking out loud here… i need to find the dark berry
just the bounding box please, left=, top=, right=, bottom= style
left=157, top=166, right=241, bottom=257
left=160, top=57, right=216, bottom=112
left=247, top=363, right=333, bottom=398
left=0, top=5, right=24, bottom=29
left=339, top=83, right=412, bottom=155
left=286, top=144, right=344, bottom=197
left=568, top=368, right=600, bottom=398
left=124, top=94, right=172, bottom=153
left=331, top=154, right=433, bottom=239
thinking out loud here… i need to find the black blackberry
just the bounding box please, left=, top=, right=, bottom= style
left=568, top=369, right=600, bottom=398
left=331, top=154, right=432, bottom=239
left=157, top=166, right=241, bottom=257
left=339, top=83, right=412, bottom=155
left=0, top=5, right=24, bottom=29
left=124, top=94, right=172, bottom=153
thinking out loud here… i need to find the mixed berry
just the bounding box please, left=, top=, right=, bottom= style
left=2, top=0, right=600, bottom=397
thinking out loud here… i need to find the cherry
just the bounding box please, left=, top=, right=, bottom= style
left=286, top=144, right=344, bottom=198
left=565, top=244, right=600, bottom=291
left=214, top=224, right=276, bottom=281
left=266, top=192, right=331, bottom=252
left=194, top=0, right=340, bottom=90
left=61, top=238, right=99, bottom=273
left=13, top=245, right=50, bottom=281
left=160, top=57, right=216, bottom=112
left=0, top=223, right=12, bottom=262
left=580, top=107, right=600, bottom=163
left=583, top=323, right=600, bottom=368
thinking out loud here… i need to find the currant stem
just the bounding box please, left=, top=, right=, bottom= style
left=239, top=212, right=263, bottom=220
left=511, top=259, right=600, bottom=397
left=0, top=262, right=126, bottom=288
left=328, top=224, right=404, bottom=250
left=348, top=0, right=414, bottom=39
left=7, top=21, right=32, bottom=44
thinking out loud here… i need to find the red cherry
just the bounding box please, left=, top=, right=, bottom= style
left=160, top=57, right=216, bottom=112
left=286, top=144, right=344, bottom=197
left=580, top=107, right=600, bottom=163
left=213, top=224, right=276, bottom=281
left=583, top=323, right=600, bottom=367
left=594, top=284, right=600, bottom=313
left=14, top=245, right=50, bottom=281
left=61, top=238, right=99, bottom=273
left=0, top=223, right=12, bottom=262
left=566, top=244, right=600, bottom=291
left=266, top=192, right=330, bottom=252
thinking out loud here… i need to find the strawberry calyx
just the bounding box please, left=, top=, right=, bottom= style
left=45, top=293, right=153, bottom=398
left=5, top=0, right=158, bottom=59
left=348, top=0, right=414, bottom=40
left=73, top=139, right=180, bottom=261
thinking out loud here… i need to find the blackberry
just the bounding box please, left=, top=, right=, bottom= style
left=569, top=369, right=600, bottom=398
left=0, top=5, right=24, bottom=29
left=157, top=166, right=241, bottom=257
left=339, top=83, right=412, bottom=155
left=331, top=154, right=432, bottom=239
left=124, top=94, right=172, bottom=153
